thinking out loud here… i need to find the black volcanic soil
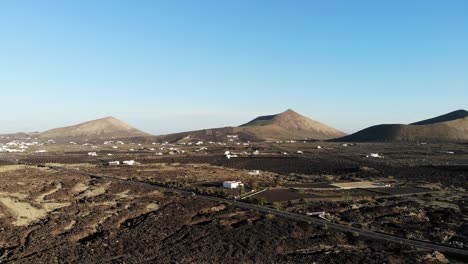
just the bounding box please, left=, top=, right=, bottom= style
left=0, top=166, right=433, bottom=263
left=0, top=142, right=467, bottom=263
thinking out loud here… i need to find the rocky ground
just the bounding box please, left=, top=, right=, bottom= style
left=0, top=142, right=467, bottom=263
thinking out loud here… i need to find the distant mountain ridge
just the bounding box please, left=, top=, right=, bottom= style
left=334, top=109, right=468, bottom=143
left=6, top=109, right=465, bottom=144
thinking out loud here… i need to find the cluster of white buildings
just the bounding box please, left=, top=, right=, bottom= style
left=274, top=140, right=297, bottom=144
left=0, top=140, right=43, bottom=153
left=104, top=140, right=125, bottom=145
left=107, top=160, right=139, bottom=166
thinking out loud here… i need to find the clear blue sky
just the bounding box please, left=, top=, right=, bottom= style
left=1, top=0, right=467, bottom=134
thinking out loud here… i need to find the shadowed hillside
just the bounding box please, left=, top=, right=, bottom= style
left=333, top=110, right=468, bottom=143
left=411, top=110, right=468, bottom=125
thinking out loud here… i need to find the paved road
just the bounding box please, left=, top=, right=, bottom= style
left=9, top=161, right=468, bottom=257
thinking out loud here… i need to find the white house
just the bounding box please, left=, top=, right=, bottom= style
left=123, top=160, right=136, bottom=165
left=248, top=170, right=260, bottom=175
left=223, top=181, right=243, bottom=189
left=88, top=152, right=97, bottom=156
left=226, top=154, right=238, bottom=159
left=108, top=161, right=120, bottom=166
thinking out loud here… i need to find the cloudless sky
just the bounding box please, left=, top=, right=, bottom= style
left=1, top=0, right=467, bottom=134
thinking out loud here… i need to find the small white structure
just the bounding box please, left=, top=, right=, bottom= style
left=317, top=146, right=322, bottom=149
left=226, top=154, right=238, bottom=159
left=366, top=153, right=381, bottom=158
left=248, top=170, right=260, bottom=175
left=297, top=151, right=304, bottom=154
left=35, top=150, right=47, bottom=153
left=123, top=160, right=136, bottom=165
left=108, top=161, right=120, bottom=166
left=374, top=182, right=392, bottom=187
left=88, top=152, right=97, bottom=156
left=253, top=150, right=260, bottom=155
left=223, top=181, right=243, bottom=189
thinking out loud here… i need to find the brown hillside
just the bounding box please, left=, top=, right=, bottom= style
left=154, top=109, right=346, bottom=143
left=237, top=109, right=346, bottom=140
left=38, top=117, right=149, bottom=140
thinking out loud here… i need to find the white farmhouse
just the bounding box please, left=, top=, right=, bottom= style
left=123, top=160, right=136, bottom=165
left=223, top=181, right=244, bottom=189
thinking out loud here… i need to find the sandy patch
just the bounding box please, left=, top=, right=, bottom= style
left=64, top=220, right=76, bottom=231
left=0, top=192, right=29, bottom=199
left=331, top=181, right=389, bottom=189
left=0, top=165, right=26, bottom=173
left=115, top=190, right=130, bottom=199
left=0, top=197, right=46, bottom=226
left=81, top=182, right=111, bottom=198
left=72, top=182, right=89, bottom=194
left=0, top=190, right=70, bottom=226
left=42, top=202, right=71, bottom=212
left=145, top=203, right=159, bottom=212
left=35, top=182, right=62, bottom=203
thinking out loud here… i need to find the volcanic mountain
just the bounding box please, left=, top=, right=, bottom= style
left=155, top=109, right=346, bottom=142
left=334, top=110, right=468, bottom=143
left=38, top=117, right=149, bottom=141
left=237, top=109, right=346, bottom=140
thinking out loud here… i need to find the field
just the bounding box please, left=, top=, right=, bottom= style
left=0, top=140, right=467, bottom=262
